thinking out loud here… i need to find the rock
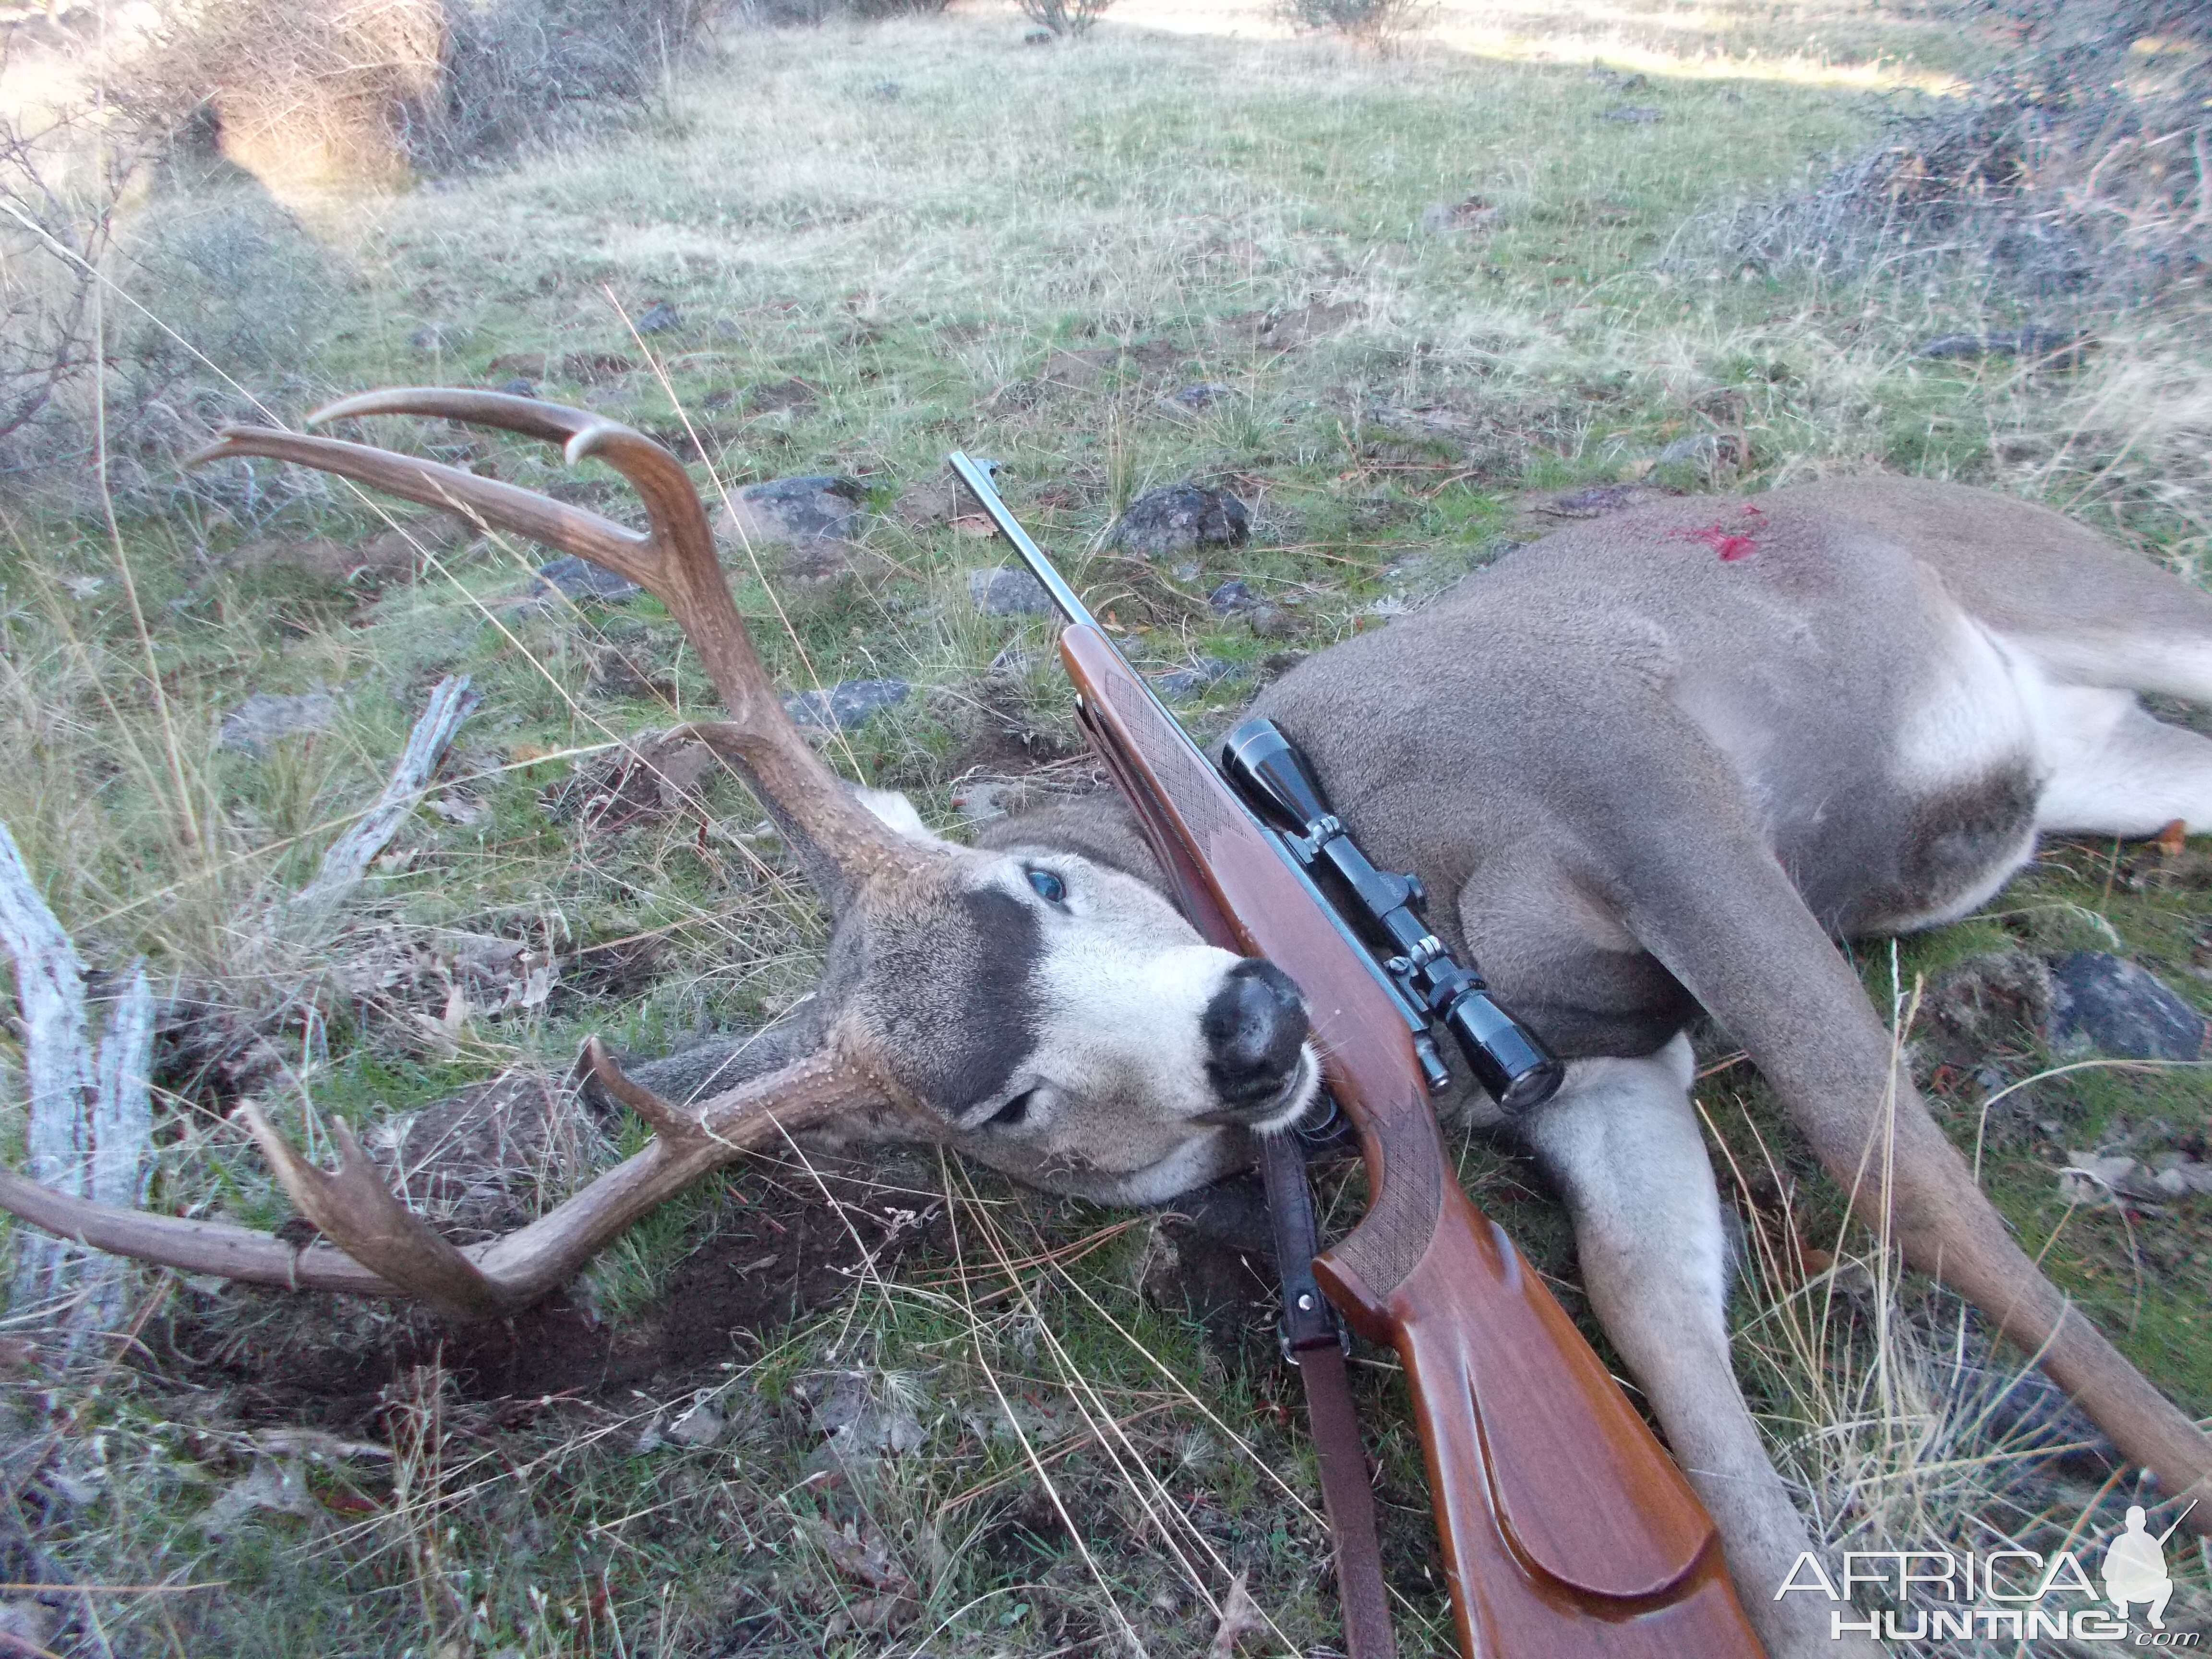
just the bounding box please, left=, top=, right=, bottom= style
left=716, top=475, right=868, bottom=552
left=2060, top=1151, right=2212, bottom=1204
left=1246, top=604, right=1295, bottom=639
left=1419, top=195, right=1502, bottom=235
left=1208, top=578, right=1256, bottom=613
left=1151, top=658, right=1244, bottom=700
left=1602, top=105, right=1662, bottom=123
left=806, top=1372, right=927, bottom=1455
left=1109, top=484, right=1250, bottom=560
left=2046, top=952, right=2205, bottom=1061
left=497, top=376, right=535, bottom=397
left=634, top=300, right=682, bottom=334
left=968, top=566, right=1053, bottom=616
left=784, top=678, right=910, bottom=732
left=218, top=690, right=337, bottom=753
left=667, top=1402, right=727, bottom=1447
left=533, top=555, right=640, bottom=602
left=1166, top=382, right=1233, bottom=411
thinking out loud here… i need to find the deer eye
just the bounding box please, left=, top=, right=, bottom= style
left=1025, top=867, right=1067, bottom=904
left=989, top=1089, right=1037, bottom=1127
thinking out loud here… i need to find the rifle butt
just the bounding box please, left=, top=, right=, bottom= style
left=1316, top=1185, right=1765, bottom=1658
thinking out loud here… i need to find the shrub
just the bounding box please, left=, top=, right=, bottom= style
left=1019, top=0, right=1115, bottom=39
left=1279, top=0, right=1429, bottom=49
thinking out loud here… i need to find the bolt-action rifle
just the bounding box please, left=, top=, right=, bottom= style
left=948, top=454, right=1765, bottom=1659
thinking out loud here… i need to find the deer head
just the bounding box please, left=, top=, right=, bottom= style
left=0, top=390, right=1317, bottom=1323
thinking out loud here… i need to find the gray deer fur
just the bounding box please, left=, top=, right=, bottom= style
left=650, top=475, right=2212, bottom=1659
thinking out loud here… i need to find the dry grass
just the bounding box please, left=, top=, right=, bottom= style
left=0, top=0, right=2205, bottom=1653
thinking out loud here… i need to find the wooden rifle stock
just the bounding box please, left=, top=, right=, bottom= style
left=1060, top=626, right=1764, bottom=1658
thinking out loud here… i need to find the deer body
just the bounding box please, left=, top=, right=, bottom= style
left=1031, top=475, right=2212, bottom=1656
left=15, top=398, right=2209, bottom=1659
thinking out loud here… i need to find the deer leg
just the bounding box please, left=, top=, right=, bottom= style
left=1520, top=1035, right=1877, bottom=1659
left=2035, top=682, right=2212, bottom=835
left=1614, top=764, right=2212, bottom=1531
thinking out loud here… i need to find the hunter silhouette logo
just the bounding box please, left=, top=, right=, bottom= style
left=2104, top=1505, right=2182, bottom=1630
left=1777, top=1500, right=2201, bottom=1645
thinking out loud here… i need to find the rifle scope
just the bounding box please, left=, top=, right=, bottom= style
left=1221, top=718, right=1564, bottom=1116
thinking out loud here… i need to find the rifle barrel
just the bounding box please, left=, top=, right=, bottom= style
left=947, top=453, right=1098, bottom=631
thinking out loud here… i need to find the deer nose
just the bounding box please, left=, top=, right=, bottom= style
left=1202, top=961, right=1309, bottom=1108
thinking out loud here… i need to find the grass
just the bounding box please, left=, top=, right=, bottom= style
left=0, top=0, right=2209, bottom=1653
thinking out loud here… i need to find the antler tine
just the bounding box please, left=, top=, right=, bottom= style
left=0, top=1039, right=895, bottom=1322
left=192, top=391, right=933, bottom=887
left=234, top=1105, right=513, bottom=1323
left=439, top=1037, right=888, bottom=1309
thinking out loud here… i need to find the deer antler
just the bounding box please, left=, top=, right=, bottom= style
left=0, top=391, right=936, bottom=1319
left=0, top=1040, right=890, bottom=1322
left=189, top=388, right=935, bottom=889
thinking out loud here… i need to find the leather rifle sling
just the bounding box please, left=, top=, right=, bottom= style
left=1075, top=699, right=1397, bottom=1659
left=1261, top=1123, right=1397, bottom=1659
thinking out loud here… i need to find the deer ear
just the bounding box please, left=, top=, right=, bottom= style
left=855, top=787, right=946, bottom=845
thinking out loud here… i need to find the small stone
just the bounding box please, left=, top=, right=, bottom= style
left=1166, top=382, right=1233, bottom=412
left=1602, top=106, right=1662, bottom=123
left=1109, top=485, right=1250, bottom=560
left=968, top=566, right=1054, bottom=616
left=634, top=301, right=682, bottom=334
left=667, top=1403, right=727, bottom=1447
left=1208, top=579, right=1256, bottom=613
left=717, top=475, right=867, bottom=550
left=218, top=691, right=338, bottom=754
left=2046, top=952, right=2206, bottom=1061
left=1246, top=604, right=1295, bottom=639
left=784, top=678, right=910, bottom=732
left=1151, top=658, right=1245, bottom=700
left=497, top=377, right=535, bottom=397
left=533, top=556, right=640, bottom=602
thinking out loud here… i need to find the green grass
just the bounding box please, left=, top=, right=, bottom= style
left=1, top=0, right=2210, bottom=1653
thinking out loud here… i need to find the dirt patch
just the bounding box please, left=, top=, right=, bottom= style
left=144, top=1154, right=954, bottom=1422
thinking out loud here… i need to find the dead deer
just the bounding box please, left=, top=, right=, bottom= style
left=5, top=393, right=2209, bottom=1659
